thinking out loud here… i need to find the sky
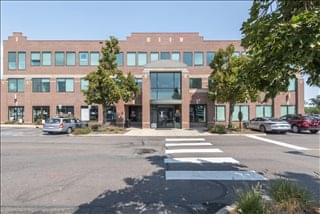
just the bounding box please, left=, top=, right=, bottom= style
left=1, top=0, right=319, bottom=101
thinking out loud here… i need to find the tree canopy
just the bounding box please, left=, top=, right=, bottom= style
left=241, top=0, right=320, bottom=98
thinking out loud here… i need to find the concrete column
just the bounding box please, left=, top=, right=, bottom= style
left=1, top=80, right=8, bottom=123
left=116, top=100, right=125, bottom=127
left=142, top=71, right=150, bottom=128
left=24, top=79, right=32, bottom=123
left=296, top=78, right=304, bottom=115
left=181, top=72, right=189, bottom=129
left=50, top=79, right=57, bottom=118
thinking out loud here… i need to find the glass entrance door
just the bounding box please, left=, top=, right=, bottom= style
left=150, top=105, right=181, bottom=129
left=157, top=106, right=175, bottom=128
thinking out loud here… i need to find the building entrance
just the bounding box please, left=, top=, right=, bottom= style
left=151, top=105, right=181, bottom=129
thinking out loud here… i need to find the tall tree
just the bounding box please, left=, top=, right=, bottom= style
left=82, top=36, right=139, bottom=124
left=309, top=95, right=320, bottom=108
left=209, top=45, right=257, bottom=127
left=241, top=0, right=320, bottom=100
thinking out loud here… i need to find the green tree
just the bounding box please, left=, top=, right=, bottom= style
left=241, top=0, right=320, bottom=99
left=209, top=45, right=258, bottom=127
left=309, top=95, right=320, bottom=108
left=82, top=36, right=139, bottom=124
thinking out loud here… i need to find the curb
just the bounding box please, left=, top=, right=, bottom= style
left=71, top=133, right=267, bottom=137
left=0, top=124, right=42, bottom=128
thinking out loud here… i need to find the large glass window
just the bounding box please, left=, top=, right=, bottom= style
left=150, top=72, right=181, bottom=100
left=31, top=52, right=41, bottom=66
left=79, top=52, right=89, bottom=66
left=171, top=52, right=180, bottom=61
left=80, top=79, right=89, bottom=91
left=90, top=52, right=100, bottom=66
left=106, top=106, right=116, bottom=122
left=32, top=106, right=50, bottom=123
left=135, top=78, right=142, bottom=89
left=150, top=52, right=159, bottom=62
left=281, top=105, right=296, bottom=116
left=215, top=105, right=226, bottom=121
left=116, top=52, right=124, bottom=66
left=189, top=78, right=202, bottom=89
left=32, top=78, right=50, bottom=92
left=66, top=52, right=76, bottom=66
left=42, top=52, right=51, bottom=66
left=56, top=106, right=74, bottom=116
left=137, top=52, right=147, bottom=66
left=8, top=106, right=24, bottom=122
left=55, top=52, right=65, bottom=66
left=194, top=52, right=204, bottom=66
left=160, top=52, right=170, bottom=60
left=127, top=52, right=136, bottom=66
left=256, top=105, right=272, bottom=117
left=183, top=52, right=193, bottom=66
left=8, top=78, right=24, bottom=92
left=190, top=105, right=206, bottom=123
left=8, top=52, right=17, bottom=70
left=207, top=52, right=215, bottom=66
left=18, top=52, right=26, bottom=69
left=56, top=78, right=74, bottom=92
left=288, top=78, right=296, bottom=91
left=81, top=105, right=99, bottom=121
left=232, top=105, right=249, bottom=121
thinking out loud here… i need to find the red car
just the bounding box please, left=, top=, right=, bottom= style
left=280, top=114, right=320, bottom=134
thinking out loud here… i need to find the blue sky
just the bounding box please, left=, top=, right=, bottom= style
left=1, top=1, right=318, bottom=100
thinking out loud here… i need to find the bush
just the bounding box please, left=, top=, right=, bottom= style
left=4, top=120, right=16, bottom=124
left=98, top=125, right=126, bottom=134
left=90, top=124, right=101, bottom=131
left=72, top=127, right=91, bottom=135
left=209, top=124, right=227, bottom=134
left=236, top=186, right=264, bottom=214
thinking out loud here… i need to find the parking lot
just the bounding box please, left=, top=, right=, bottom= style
left=1, top=127, right=319, bottom=213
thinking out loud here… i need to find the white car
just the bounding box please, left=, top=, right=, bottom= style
left=248, top=117, right=291, bottom=133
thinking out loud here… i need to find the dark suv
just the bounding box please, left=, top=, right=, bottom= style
left=280, top=114, right=320, bottom=134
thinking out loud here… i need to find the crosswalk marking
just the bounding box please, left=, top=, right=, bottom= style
left=165, top=148, right=223, bottom=154
left=165, top=138, right=205, bottom=142
left=164, top=157, right=239, bottom=164
left=166, top=170, right=267, bottom=181
left=165, top=142, right=212, bottom=147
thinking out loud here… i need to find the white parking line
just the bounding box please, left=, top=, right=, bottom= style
left=165, top=142, right=212, bottom=147
left=164, top=157, right=239, bottom=164
left=166, top=170, right=267, bottom=181
left=245, top=135, right=309, bottom=151
left=165, top=138, right=205, bottom=142
left=165, top=148, right=223, bottom=154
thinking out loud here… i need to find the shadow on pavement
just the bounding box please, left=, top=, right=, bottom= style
left=285, top=150, right=320, bottom=159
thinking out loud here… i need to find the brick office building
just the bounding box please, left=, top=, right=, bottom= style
left=0, top=32, right=304, bottom=128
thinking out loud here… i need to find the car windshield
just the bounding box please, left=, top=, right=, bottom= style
left=46, top=118, right=61, bottom=124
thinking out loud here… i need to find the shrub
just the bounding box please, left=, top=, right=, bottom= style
left=98, top=125, right=126, bottom=134
left=236, top=186, right=264, bottom=214
left=209, top=124, right=226, bottom=134
left=72, top=127, right=91, bottom=135
left=4, top=120, right=16, bottom=124
left=90, top=124, right=101, bottom=131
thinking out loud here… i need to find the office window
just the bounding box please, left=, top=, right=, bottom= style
left=207, top=52, right=215, bottom=66
left=160, top=52, right=170, bottom=60
left=183, top=52, right=193, bottom=66
left=127, top=52, right=136, bottom=66
left=150, top=72, right=181, bottom=100
left=288, top=78, right=296, bottom=91
left=232, top=105, right=249, bottom=121
left=66, top=52, right=76, bottom=66
left=106, top=106, right=116, bottom=122
left=80, top=79, right=89, bottom=91
left=8, top=106, right=24, bottom=122
left=32, top=106, right=50, bottom=123
left=90, top=52, right=100, bottom=66
left=32, top=78, right=50, bottom=92
left=55, top=52, right=65, bottom=66
left=116, top=52, right=123, bottom=66
left=56, top=106, right=74, bottom=116
left=135, top=78, right=142, bottom=89
left=150, top=52, right=159, bottom=62
left=137, top=52, right=147, bottom=66
left=56, top=78, right=74, bottom=92
left=194, top=52, right=204, bottom=66
left=18, top=52, right=26, bottom=69
left=8, top=78, right=24, bottom=92
left=189, top=78, right=202, bottom=89
left=256, top=105, right=272, bottom=118
left=31, top=52, right=41, bottom=66
left=81, top=105, right=99, bottom=121
left=281, top=105, right=296, bottom=116
left=171, top=52, right=180, bottom=61
left=190, top=104, right=206, bottom=123
left=8, top=52, right=17, bottom=70
left=79, top=52, right=89, bottom=66
left=215, top=105, right=226, bottom=121
left=42, top=52, right=51, bottom=66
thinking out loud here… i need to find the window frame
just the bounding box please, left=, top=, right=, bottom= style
left=150, top=52, right=159, bottom=62
left=137, top=52, right=147, bottom=66
left=256, top=105, right=272, bottom=118
left=80, top=78, right=89, bottom=91
left=56, top=78, right=74, bottom=93
left=66, top=52, right=76, bottom=66
left=42, top=52, right=52, bottom=66
left=206, top=51, right=215, bottom=66
left=8, top=52, right=17, bottom=70
left=189, top=78, right=202, bottom=89
left=8, top=78, right=24, bottom=93
left=183, top=52, right=193, bottom=66
left=194, top=52, right=204, bottom=66
left=90, top=52, right=100, bottom=66
left=232, top=105, right=249, bottom=122
left=288, top=78, right=297, bottom=92
left=215, top=105, right=226, bottom=122
left=171, top=52, right=180, bottom=61
left=116, top=52, right=124, bottom=66
left=79, top=51, right=89, bottom=66
left=55, top=51, right=65, bottom=66
left=31, top=51, right=41, bottom=66
left=126, top=52, right=136, bottom=66
left=32, top=78, right=50, bottom=93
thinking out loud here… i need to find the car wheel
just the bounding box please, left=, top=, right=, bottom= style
left=310, top=130, right=319, bottom=134
left=260, top=125, right=266, bottom=133
left=67, top=128, right=72, bottom=134
left=292, top=125, right=300, bottom=133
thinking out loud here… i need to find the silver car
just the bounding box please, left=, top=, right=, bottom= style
left=248, top=117, right=291, bottom=133
left=43, top=117, right=78, bottom=134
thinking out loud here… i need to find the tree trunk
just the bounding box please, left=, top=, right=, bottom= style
left=228, top=102, right=234, bottom=128
left=102, top=103, right=106, bottom=125
left=271, top=97, right=275, bottom=117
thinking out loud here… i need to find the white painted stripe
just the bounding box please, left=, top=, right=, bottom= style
left=165, top=142, right=212, bottom=147
left=164, top=157, right=239, bottom=164
left=166, top=171, right=267, bottom=181
left=245, top=135, right=309, bottom=151
left=165, top=138, right=205, bottom=142
left=165, top=149, right=223, bottom=154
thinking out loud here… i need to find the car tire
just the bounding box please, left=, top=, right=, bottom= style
left=310, top=130, right=319, bottom=134
left=67, top=128, right=72, bottom=134
left=260, top=125, right=266, bottom=133
left=292, top=125, right=300, bottom=133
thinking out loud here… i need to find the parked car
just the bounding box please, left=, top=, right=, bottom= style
left=248, top=117, right=291, bottom=133
left=43, top=117, right=87, bottom=134
left=280, top=114, right=320, bottom=134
